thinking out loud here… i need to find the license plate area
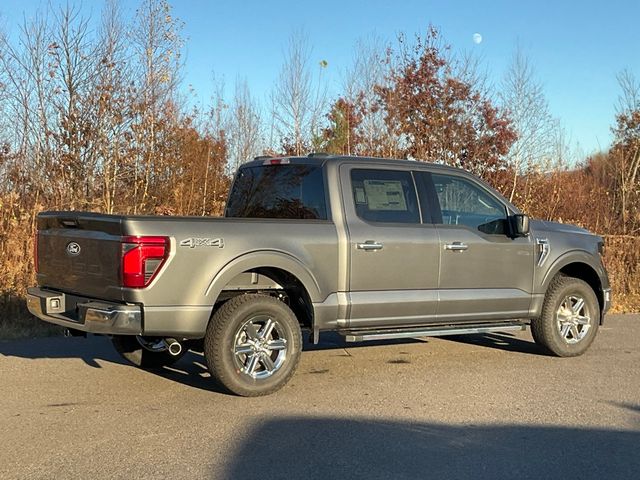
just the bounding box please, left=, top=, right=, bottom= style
left=42, top=291, right=66, bottom=314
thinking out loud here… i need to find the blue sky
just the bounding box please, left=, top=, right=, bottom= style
left=1, top=0, right=639, bottom=155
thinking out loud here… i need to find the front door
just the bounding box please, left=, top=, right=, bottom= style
left=418, top=171, right=534, bottom=321
left=341, top=165, right=440, bottom=328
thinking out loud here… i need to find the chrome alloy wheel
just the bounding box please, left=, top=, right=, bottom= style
left=233, top=315, right=288, bottom=379
left=556, top=295, right=591, bottom=344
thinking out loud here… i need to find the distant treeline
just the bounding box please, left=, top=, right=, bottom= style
left=0, top=1, right=638, bottom=336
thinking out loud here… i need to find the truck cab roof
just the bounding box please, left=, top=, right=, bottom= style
left=243, top=153, right=466, bottom=174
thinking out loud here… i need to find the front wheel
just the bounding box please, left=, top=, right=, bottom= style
left=204, top=294, right=302, bottom=397
left=531, top=276, right=600, bottom=357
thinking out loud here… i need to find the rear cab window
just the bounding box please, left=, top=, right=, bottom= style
left=225, top=164, right=328, bottom=220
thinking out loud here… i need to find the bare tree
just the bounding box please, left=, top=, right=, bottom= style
left=94, top=0, right=134, bottom=213
left=130, top=0, right=184, bottom=212
left=610, top=69, right=640, bottom=233
left=0, top=12, right=57, bottom=203
left=227, top=78, right=262, bottom=172
left=0, top=27, right=10, bottom=144
left=456, top=50, right=491, bottom=98
left=342, top=34, right=390, bottom=156
left=617, top=70, right=640, bottom=114
left=49, top=4, right=99, bottom=208
left=500, top=47, right=557, bottom=200
left=271, top=31, right=327, bottom=155
left=202, top=77, right=228, bottom=215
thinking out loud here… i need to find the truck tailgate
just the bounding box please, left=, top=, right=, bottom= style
left=36, top=212, right=124, bottom=301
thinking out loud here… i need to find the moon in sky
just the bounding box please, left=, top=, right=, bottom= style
left=473, top=33, right=483, bottom=44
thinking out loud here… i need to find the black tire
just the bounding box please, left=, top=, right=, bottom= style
left=204, top=294, right=302, bottom=397
left=530, top=275, right=600, bottom=357
left=112, top=335, right=187, bottom=369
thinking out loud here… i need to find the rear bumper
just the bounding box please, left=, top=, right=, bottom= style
left=26, top=287, right=142, bottom=335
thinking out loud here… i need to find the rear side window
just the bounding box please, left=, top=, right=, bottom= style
left=350, top=169, right=420, bottom=224
left=225, top=165, right=328, bottom=220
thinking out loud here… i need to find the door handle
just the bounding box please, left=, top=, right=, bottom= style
left=357, top=241, right=383, bottom=251
left=444, top=242, right=468, bottom=252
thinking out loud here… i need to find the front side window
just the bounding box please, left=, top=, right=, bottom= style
left=350, top=169, right=420, bottom=224
left=226, top=164, right=327, bottom=220
left=432, top=173, right=507, bottom=234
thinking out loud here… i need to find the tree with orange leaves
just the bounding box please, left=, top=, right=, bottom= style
left=375, top=26, right=516, bottom=178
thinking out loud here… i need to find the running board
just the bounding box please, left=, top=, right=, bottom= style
left=339, top=321, right=527, bottom=342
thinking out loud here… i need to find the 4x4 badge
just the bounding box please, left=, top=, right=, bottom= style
left=179, top=238, right=224, bottom=249
left=66, top=242, right=81, bottom=256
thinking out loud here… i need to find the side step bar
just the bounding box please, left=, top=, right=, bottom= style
left=339, top=321, right=527, bottom=342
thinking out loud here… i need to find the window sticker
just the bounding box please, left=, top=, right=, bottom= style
left=354, top=187, right=367, bottom=204
left=363, top=180, right=407, bottom=211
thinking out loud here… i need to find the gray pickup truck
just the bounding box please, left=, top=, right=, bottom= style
left=28, top=155, right=611, bottom=396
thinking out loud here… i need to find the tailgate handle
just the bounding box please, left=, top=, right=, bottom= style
left=61, top=219, right=79, bottom=228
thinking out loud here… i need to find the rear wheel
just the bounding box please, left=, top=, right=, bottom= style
left=531, top=276, right=600, bottom=357
left=112, top=335, right=187, bottom=368
left=204, top=294, right=302, bottom=397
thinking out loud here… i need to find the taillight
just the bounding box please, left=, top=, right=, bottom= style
left=121, top=236, right=170, bottom=288
left=34, top=231, right=39, bottom=273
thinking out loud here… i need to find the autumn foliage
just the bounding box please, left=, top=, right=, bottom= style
left=375, top=28, right=516, bottom=177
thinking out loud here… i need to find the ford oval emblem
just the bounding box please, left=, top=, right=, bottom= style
left=66, top=242, right=81, bottom=256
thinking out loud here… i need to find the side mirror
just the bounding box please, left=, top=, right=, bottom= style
left=512, top=214, right=530, bottom=237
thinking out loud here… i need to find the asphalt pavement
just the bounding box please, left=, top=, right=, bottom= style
left=1, top=314, right=638, bottom=479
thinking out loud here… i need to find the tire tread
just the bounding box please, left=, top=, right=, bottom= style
left=204, top=294, right=302, bottom=397
left=531, top=275, right=599, bottom=357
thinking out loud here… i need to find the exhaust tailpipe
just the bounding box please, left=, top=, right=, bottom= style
left=165, top=338, right=183, bottom=356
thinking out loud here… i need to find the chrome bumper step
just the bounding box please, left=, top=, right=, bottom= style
left=339, top=321, right=527, bottom=342
left=26, top=287, right=142, bottom=335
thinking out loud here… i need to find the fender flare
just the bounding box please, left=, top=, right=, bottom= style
left=204, top=250, right=323, bottom=304
left=540, top=249, right=604, bottom=294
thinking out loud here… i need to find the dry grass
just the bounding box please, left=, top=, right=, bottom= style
left=0, top=206, right=61, bottom=340
left=0, top=294, right=62, bottom=341
left=602, top=235, right=640, bottom=313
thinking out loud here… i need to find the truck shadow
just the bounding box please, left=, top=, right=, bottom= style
left=0, top=335, right=230, bottom=394
left=150, top=334, right=420, bottom=394
left=302, top=331, right=424, bottom=351
left=0, top=334, right=125, bottom=368
left=440, top=331, right=546, bottom=355
left=306, top=330, right=547, bottom=356
left=0, top=332, right=433, bottom=368
left=219, top=416, right=640, bottom=480
left=152, top=350, right=227, bottom=394
left=0, top=331, right=546, bottom=394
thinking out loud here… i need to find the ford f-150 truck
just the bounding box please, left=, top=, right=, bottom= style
left=27, top=154, right=611, bottom=396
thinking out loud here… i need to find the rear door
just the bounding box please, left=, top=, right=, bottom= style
left=416, top=171, right=534, bottom=321
left=341, top=165, right=440, bottom=328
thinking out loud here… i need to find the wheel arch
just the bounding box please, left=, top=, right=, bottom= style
left=542, top=252, right=605, bottom=316
left=205, top=251, right=322, bottom=330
